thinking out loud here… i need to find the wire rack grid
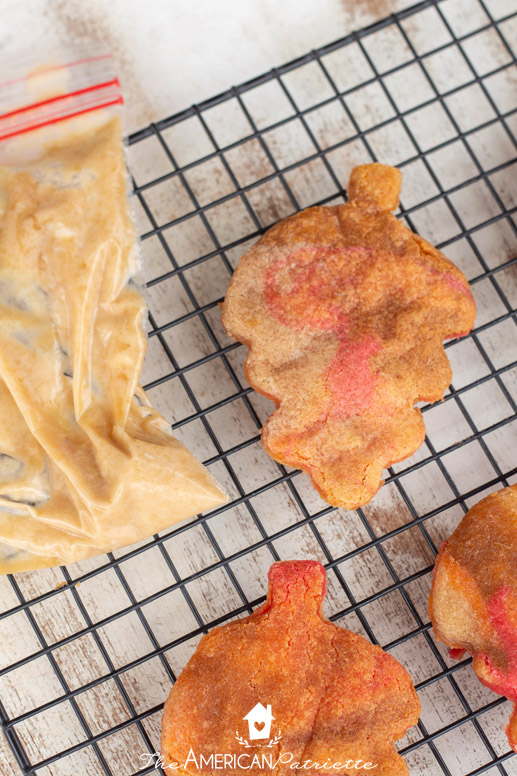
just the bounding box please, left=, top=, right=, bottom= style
left=1, top=0, right=517, bottom=774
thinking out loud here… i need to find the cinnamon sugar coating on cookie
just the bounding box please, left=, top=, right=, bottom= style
left=162, top=560, right=420, bottom=775
left=222, top=163, right=476, bottom=509
left=429, top=485, right=517, bottom=752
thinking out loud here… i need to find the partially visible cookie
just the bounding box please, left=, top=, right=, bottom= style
left=429, top=485, right=517, bottom=752
left=162, top=560, right=420, bottom=775
left=222, top=163, right=476, bottom=509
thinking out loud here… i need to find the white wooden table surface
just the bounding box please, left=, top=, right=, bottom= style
left=2, top=0, right=416, bottom=134
left=1, top=0, right=517, bottom=774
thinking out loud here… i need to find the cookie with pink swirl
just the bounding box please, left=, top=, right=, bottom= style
left=222, top=163, right=476, bottom=509
left=429, top=485, right=517, bottom=752
left=162, top=560, right=420, bottom=775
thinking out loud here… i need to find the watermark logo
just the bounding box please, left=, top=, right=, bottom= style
left=235, top=703, right=283, bottom=748
left=142, top=700, right=378, bottom=770
left=244, top=703, right=274, bottom=740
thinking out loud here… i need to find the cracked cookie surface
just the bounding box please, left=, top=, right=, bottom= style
left=222, top=163, right=476, bottom=509
left=161, top=560, right=420, bottom=775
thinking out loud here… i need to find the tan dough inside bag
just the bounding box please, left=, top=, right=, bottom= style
left=0, top=114, right=227, bottom=574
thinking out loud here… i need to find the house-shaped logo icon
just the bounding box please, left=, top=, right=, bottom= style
left=243, top=703, right=275, bottom=740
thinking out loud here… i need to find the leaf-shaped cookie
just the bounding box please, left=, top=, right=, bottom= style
left=429, top=485, right=517, bottom=752
left=222, top=163, right=476, bottom=509
left=162, top=560, right=420, bottom=775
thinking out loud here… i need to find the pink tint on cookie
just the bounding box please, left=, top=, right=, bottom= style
left=449, top=647, right=466, bottom=660
left=264, top=245, right=380, bottom=417
left=444, top=272, right=475, bottom=301
left=483, top=586, right=517, bottom=702
left=266, top=560, right=327, bottom=615
left=422, top=261, right=475, bottom=306
left=482, top=586, right=517, bottom=750
left=327, top=335, right=382, bottom=418
left=263, top=245, right=350, bottom=332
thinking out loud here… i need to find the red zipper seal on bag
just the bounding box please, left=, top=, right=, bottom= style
left=0, top=52, right=123, bottom=142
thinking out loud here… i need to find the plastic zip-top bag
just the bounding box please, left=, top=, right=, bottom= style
left=0, top=47, right=227, bottom=573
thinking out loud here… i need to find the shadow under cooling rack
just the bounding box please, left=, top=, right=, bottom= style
left=1, top=0, right=517, bottom=774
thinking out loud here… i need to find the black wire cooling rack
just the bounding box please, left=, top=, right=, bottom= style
left=1, top=0, right=517, bottom=774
